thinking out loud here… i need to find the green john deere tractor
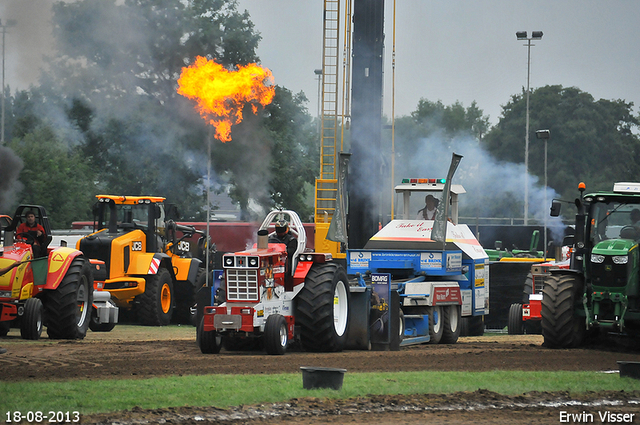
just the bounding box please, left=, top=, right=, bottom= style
left=541, top=182, right=640, bottom=348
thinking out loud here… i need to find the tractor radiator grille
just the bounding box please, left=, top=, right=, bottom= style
left=226, top=269, right=259, bottom=301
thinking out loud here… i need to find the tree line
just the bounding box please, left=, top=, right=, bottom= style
left=2, top=0, right=638, bottom=228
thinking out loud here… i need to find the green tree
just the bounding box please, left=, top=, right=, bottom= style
left=483, top=85, right=640, bottom=201
left=8, top=126, right=96, bottom=228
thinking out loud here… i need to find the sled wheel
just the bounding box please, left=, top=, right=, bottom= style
left=440, top=305, right=461, bottom=344
left=427, top=305, right=444, bottom=344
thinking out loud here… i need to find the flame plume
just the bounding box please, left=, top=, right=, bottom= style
left=177, top=56, right=275, bottom=142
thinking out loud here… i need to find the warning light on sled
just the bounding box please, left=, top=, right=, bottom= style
left=401, top=178, right=446, bottom=184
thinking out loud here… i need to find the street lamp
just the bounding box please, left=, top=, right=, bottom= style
left=516, top=30, right=543, bottom=225
left=536, top=129, right=551, bottom=260
left=1, top=18, right=17, bottom=145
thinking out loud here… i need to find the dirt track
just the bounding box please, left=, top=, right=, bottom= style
left=2, top=325, right=640, bottom=424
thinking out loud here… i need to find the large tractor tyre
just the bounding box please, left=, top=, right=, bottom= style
left=295, top=262, right=350, bottom=352
left=427, top=305, right=444, bottom=344
left=45, top=257, right=92, bottom=340
left=173, top=268, right=205, bottom=326
left=541, top=273, right=586, bottom=348
left=264, top=314, right=288, bottom=355
left=197, top=316, right=221, bottom=354
left=440, top=305, right=462, bottom=344
left=522, top=273, right=534, bottom=303
left=460, top=315, right=484, bottom=336
left=0, top=321, right=11, bottom=337
left=89, top=308, right=116, bottom=332
left=137, top=268, right=174, bottom=326
left=20, top=297, right=43, bottom=340
left=508, top=303, right=524, bottom=335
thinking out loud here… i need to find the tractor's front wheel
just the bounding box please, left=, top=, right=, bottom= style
left=0, top=321, right=10, bottom=337
left=296, top=263, right=350, bottom=352
left=440, top=305, right=461, bottom=344
left=541, top=273, right=585, bottom=348
left=137, top=268, right=173, bottom=326
left=197, top=317, right=221, bottom=354
left=508, top=303, right=524, bottom=335
left=45, top=257, right=92, bottom=339
left=21, top=297, right=43, bottom=340
left=264, top=314, right=288, bottom=355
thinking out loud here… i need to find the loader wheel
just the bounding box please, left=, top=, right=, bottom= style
left=197, top=316, right=221, bottom=354
left=137, top=268, right=173, bottom=326
left=0, top=321, right=10, bottom=337
left=508, top=303, right=524, bottom=335
left=440, top=305, right=461, bottom=344
left=541, top=272, right=586, bottom=348
left=173, top=268, right=205, bottom=326
left=427, top=305, right=443, bottom=344
left=20, top=297, right=43, bottom=340
left=295, top=262, right=350, bottom=352
left=460, top=315, right=484, bottom=336
left=89, top=308, right=116, bottom=332
left=264, top=314, right=288, bottom=355
left=45, top=257, right=92, bottom=339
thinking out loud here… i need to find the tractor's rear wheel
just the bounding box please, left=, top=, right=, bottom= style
left=541, top=273, right=585, bottom=348
left=508, top=303, right=524, bottom=335
left=522, top=273, right=534, bottom=303
left=295, top=262, right=350, bottom=352
left=137, top=268, right=173, bottom=326
left=440, top=305, right=461, bottom=344
left=197, top=316, right=221, bottom=354
left=20, top=297, right=43, bottom=340
left=45, top=257, right=92, bottom=339
left=264, top=314, right=288, bottom=355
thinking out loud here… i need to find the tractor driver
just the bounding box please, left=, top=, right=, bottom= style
left=16, top=210, right=46, bottom=252
left=417, top=194, right=439, bottom=220
left=270, top=219, right=297, bottom=245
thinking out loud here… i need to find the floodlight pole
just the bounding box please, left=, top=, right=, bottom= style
left=517, top=31, right=543, bottom=225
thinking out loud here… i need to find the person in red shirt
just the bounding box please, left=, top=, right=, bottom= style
left=16, top=210, right=46, bottom=246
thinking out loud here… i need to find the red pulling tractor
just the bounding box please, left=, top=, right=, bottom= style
left=198, top=210, right=350, bottom=355
left=0, top=205, right=118, bottom=339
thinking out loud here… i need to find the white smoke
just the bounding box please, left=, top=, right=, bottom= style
left=398, top=131, right=567, bottom=242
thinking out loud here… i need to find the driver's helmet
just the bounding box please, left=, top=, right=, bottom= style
left=275, top=219, right=289, bottom=236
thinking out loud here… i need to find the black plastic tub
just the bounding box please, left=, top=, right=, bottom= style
left=300, top=367, right=347, bottom=390
left=618, top=361, right=640, bottom=379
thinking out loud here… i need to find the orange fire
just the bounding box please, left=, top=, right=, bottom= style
left=177, top=56, right=275, bottom=142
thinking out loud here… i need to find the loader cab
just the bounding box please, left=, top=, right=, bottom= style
left=92, top=195, right=166, bottom=253
left=394, top=178, right=465, bottom=224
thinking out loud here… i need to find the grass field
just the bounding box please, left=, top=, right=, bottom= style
left=2, top=370, right=638, bottom=415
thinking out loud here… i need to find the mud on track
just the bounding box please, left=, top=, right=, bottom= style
left=2, top=325, right=640, bottom=424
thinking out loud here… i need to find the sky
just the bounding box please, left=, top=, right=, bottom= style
left=1, top=0, right=639, bottom=126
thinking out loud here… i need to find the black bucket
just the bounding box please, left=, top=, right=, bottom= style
left=618, top=361, right=640, bottom=379
left=300, top=367, right=346, bottom=390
